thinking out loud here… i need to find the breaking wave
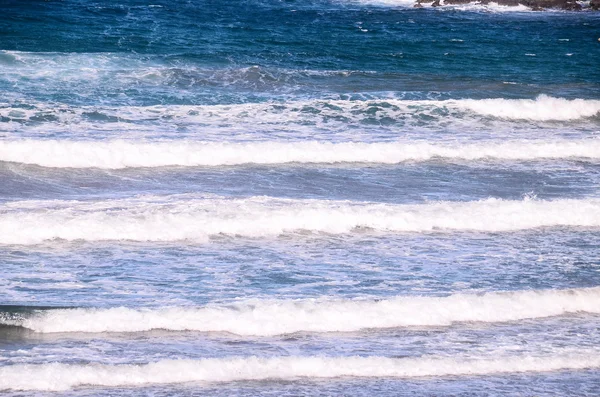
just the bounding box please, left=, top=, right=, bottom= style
left=3, top=287, right=599, bottom=335
left=2, top=95, right=599, bottom=126
left=1, top=352, right=599, bottom=391
left=1, top=139, right=599, bottom=168
left=0, top=196, right=599, bottom=244
left=455, top=96, right=600, bottom=121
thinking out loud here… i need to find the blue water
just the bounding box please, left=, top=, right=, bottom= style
left=1, top=0, right=600, bottom=395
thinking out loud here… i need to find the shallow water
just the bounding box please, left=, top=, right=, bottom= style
left=1, top=0, right=599, bottom=395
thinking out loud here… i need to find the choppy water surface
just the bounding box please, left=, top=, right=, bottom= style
left=1, top=0, right=599, bottom=395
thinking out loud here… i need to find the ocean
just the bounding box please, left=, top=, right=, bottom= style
left=1, top=0, right=600, bottom=395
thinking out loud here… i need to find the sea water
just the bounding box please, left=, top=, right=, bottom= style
left=1, top=0, right=600, bottom=395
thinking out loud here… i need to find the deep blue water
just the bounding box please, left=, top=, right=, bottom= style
left=1, top=0, right=600, bottom=395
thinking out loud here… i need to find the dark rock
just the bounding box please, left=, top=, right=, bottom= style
left=431, top=0, right=441, bottom=6
left=492, top=0, right=578, bottom=9
left=493, top=0, right=522, bottom=5
left=591, top=0, right=600, bottom=9
left=443, top=0, right=473, bottom=4
left=562, top=0, right=582, bottom=10
left=518, top=0, right=568, bottom=8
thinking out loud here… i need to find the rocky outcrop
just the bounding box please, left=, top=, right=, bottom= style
left=516, top=0, right=580, bottom=9
left=442, top=0, right=476, bottom=4
left=562, top=0, right=582, bottom=10
left=591, top=0, right=600, bottom=9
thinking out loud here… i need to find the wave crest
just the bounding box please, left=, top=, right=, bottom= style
left=0, top=196, right=599, bottom=244
left=456, top=95, right=600, bottom=121
left=1, top=139, right=599, bottom=168
left=1, top=96, right=598, bottom=131
left=1, top=352, right=599, bottom=391
left=5, top=287, right=600, bottom=335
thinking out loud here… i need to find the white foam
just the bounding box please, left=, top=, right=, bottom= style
left=438, top=1, right=533, bottom=11
left=455, top=95, right=600, bottom=121
left=1, top=139, right=599, bottom=168
left=1, top=96, right=598, bottom=133
left=8, top=287, right=600, bottom=335
left=348, top=0, right=545, bottom=11
left=2, top=196, right=600, bottom=245
left=1, top=352, right=599, bottom=391
left=342, top=0, right=418, bottom=7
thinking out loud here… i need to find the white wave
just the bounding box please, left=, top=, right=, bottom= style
left=342, top=0, right=418, bottom=7
left=1, top=96, right=597, bottom=144
left=440, top=1, right=533, bottom=12
left=456, top=95, right=600, bottom=121
left=2, top=352, right=599, bottom=391
left=1, top=96, right=598, bottom=131
left=8, top=287, right=600, bottom=335
left=1, top=139, right=600, bottom=168
left=1, top=196, right=599, bottom=244
left=349, top=0, right=555, bottom=11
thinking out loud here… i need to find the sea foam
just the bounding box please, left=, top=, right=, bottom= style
left=1, top=139, right=599, bottom=168
left=1, top=352, right=599, bottom=391
left=455, top=95, right=600, bottom=121
left=0, top=196, right=599, bottom=244
left=5, top=287, right=600, bottom=335
left=1, top=95, right=598, bottom=130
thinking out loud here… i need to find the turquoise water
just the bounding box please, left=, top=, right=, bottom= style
left=1, top=1, right=600, bottom=395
